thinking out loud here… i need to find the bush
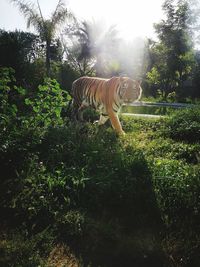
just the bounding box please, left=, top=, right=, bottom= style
left=0, top=69, right=72, bottom=224
left=0, top=69, right=71, bottom=160
left=7, top=124, right=158, bottom=230
left=151, top=158, right=200, bottom=230
left=164, top=107, right=200, bottom=143
left=0, top=123, right=165, bottom=266
left=0, top=229, right=54, bottom=267
left=144, top=137, right=200, bottom=164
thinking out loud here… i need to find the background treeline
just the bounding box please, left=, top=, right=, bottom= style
left=1, top=0, right=200, bottom=101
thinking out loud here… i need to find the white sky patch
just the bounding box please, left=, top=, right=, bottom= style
left=0, top=0, right=164, bottom=40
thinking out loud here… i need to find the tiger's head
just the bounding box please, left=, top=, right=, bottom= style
left=119, top=77, right=142, bottom=103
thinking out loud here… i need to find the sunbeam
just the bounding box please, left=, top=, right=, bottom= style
left=68, top=0, right=164, bottom=40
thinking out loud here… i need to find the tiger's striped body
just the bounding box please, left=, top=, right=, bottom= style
left=71, top=76, right=142, bottom=134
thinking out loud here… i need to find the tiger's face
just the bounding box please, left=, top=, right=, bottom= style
left=119, top=77, right=142, bottom=103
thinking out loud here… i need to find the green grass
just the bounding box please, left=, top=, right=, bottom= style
left=0, top=113, right=200, bottom=267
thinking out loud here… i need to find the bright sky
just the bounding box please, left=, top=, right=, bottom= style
left=0, top=0, right=164, bottom=40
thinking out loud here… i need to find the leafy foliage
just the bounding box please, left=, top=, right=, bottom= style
left=152, top=158, right=200, bottom=227
left=0, top=68, right=71, bottom=210
left=164, top=106, right=200, bottom=142
left=10, top=0, right=74, bottom=76
left=24, top=78, right=70, bottom=128
left=0, top=229, right=54, bottom=267
left=146, top=0, right=196, bottom=100
left=1, top=66, right=200, bottom=267
left=0, top=30, right=43, bottom=86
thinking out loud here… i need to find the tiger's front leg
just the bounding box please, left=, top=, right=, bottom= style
left=107, top=109, right=125, bottom=135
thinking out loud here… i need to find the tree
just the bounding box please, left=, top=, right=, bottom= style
left=146, top=0, right=196, bottom=100
left=64, top=20, right=121, bottom=77
left=10, top=0, right=73, bottom=76
left=62, top=23, right=96, bottom=76
left=0, top=29, right=43, bottom=85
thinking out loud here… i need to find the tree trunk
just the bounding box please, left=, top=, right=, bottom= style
left=46, top=40, right=51, bottom=77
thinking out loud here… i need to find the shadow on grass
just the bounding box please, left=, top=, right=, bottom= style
left=40, top=123, right=169, bottom=267
left=0, top=122, right=169, bottom=267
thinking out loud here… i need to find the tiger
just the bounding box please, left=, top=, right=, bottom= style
left=71, top=76, right=142, bottom=135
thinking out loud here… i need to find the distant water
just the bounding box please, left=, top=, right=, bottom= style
left=121, top=105, right=174, bottom=116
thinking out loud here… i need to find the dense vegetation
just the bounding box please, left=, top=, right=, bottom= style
left=0, top=67, right=200, bottom=266
left=0, top=0, right=200, bottom=266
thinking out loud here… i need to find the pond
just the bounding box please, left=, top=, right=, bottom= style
left=122, top=105, right=174, bottom=116
left=121, top=102, right=194, bottom=116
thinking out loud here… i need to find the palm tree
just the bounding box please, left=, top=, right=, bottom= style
left=73, top=20, right=120, bottom=77
left=10, top=0, right=73, bottom=76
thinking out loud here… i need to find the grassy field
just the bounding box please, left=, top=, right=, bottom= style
left=0, top=108, right=200, bottom=267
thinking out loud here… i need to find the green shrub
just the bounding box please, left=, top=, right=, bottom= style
left=40, top=124, right=152, bottom=208
left=145, top=137, right=200, bottom=164
left=8, top=154, right=86, bottom=236
left=0, top=229, right=54, bottom=267
left=151, top=157, right=200, bottom=266
left=121, top=115, right=166, bottom=135
left=24, top=78, right=71, bottom=129
left=1, top=122, right=162, bottom=259
left=0, top=69, right=72, bottom=224
left=164, top=107, right=200, bottom=143
left=151, top=158, right=200, bottom=230
left=0, top=69, right=71, bottom=160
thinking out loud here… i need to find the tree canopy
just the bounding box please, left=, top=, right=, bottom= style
left=10, top=0, right=73, bottom=76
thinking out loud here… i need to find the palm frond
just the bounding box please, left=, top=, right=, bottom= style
left=51, top=0, right=65, bottom=18
left=51, top=0, right=74, bottom=29
left=9, top=0, right=42, bottom=30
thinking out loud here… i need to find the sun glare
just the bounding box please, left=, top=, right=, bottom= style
left=68, top=0, right=163, bottom=40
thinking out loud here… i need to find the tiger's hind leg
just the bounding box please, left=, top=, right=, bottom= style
left=77, top=104, right=87, bottom=121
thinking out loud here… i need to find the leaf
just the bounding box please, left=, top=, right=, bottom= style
left=11, top=104, right=18, bottom=113
left=14, top=86, right=26, bottom=95
left=25, top=98, right=33, bottom=105
left=55, top=107, right=61, bottom=117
